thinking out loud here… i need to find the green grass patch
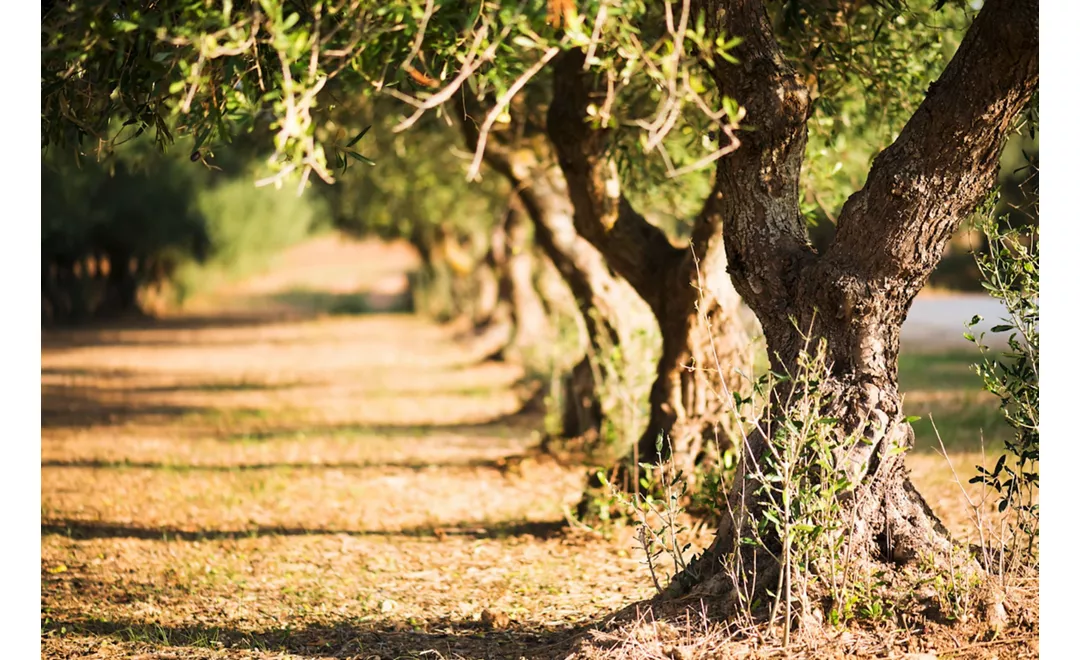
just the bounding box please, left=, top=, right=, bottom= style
left=898, top=349, right=988, bottom=393
left=898, top=348, right=1009, bottom=453
left=186, top=379, right=303, bottom=393
left=905, top=398, right=1009, bottom=453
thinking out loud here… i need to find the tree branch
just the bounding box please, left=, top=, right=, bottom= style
left=696, top=0, right=816, bottom=321
left=821, top=0, right=1038, bottom=299
left=546, top=48, right=684, bottom=314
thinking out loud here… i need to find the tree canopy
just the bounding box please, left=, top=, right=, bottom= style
left=43, top=1, right=1005, bottom=235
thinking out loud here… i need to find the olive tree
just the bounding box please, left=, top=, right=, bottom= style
left=43, top=0, right=1038, bottom=615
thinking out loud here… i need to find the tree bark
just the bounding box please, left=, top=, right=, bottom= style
left=636, top=244, right=749, bottom=482
left=547, top=50, right=753, bottom=485
left=470, top=257, right=502, bottom=330
left=517, top=162, right=628, bottom=442
left=664, top=0, right=1038, bottom=611
left=453, top=100, right=637, bottom=444
left=502, top=196, right=552, bottom=353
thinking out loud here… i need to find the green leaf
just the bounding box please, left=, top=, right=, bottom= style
left=347, top=151, right=376, bottom=166
left=346, top=125, right=372, bottom=147
left=721, top=96, right=741, bottom=121
left=718, top=48, right=741, bottom=65
left=994, top=454, right=1007, bottom=474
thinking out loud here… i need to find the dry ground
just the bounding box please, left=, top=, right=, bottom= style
left=42, top=234, right=1035, bottom=659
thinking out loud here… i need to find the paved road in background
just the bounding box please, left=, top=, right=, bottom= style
left=901, top=293, right=1019, bottom=350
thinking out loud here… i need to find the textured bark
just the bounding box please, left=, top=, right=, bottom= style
left=661, top=0, right=1039, bottom=608
left=454, top=100, right=635, bottom=443
left=502, top=198, right=551, bottom=351
left=470, top=258, right=502, bottom=330
left=634, top=235, right=748, bottom=485
left=547, top=49, right=752, bottom=479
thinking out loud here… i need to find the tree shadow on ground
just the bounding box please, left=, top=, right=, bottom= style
left=40, top=456, right=523, bottom=472
left=41, top=616, right=589, bottom=660
left=217, top=416, right=544, bottom=441
left=41, top=518, right=569, bottom=542
left=42, top=369, right=309, bottom=393
left=267, top=288, right=413, bottom=316
left=41, top=386, right=214, bottom=428
left=42, top=313, right=302, bottom=350
left=41, top=378, right=542, bottom=435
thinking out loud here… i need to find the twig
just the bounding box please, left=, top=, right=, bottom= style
left=665, top=123, right=741, bottom=179
left=400, top=0, right=436, bottom=75
left=391, top=24, right=496, bottom=133
left=465, top=47, right=561, bottom=181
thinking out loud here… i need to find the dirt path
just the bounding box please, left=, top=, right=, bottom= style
left=42, top=235, right=662, bottom=659
left=42, top=234, right=1014, bottom=659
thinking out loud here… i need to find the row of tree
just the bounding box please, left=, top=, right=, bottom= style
left=42, top=0, right=1038, bottom=621
left=42, top=133, right=327, bottom=323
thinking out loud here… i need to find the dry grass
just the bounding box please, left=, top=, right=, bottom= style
left=42, top=235, right=1036, bottom=659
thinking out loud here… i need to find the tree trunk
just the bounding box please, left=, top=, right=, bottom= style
left=414, top=228, right=475, bottom=324
left=479, top=198, right=551, bottom=360
left=521, top=167, right=629, bottom=443
left=100, top=250, right=138, bottom=316
left=662, top=0, right=1037, bottom=616
left=635, top=250, right=750, bottom=484
left=502, top=197, right=551, bottom=352
left=546, top=51, right=753, bottom=487
left=453, top=101, right=641, bottom=448
left=666, top=310, right=954, bottom=615
left=470, top=257, right=502, bottom=330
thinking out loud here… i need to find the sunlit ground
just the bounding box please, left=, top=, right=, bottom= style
left=42, top=234, right=1028, bottom=659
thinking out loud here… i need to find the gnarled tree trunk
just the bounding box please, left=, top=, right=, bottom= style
left=547, top=50, right=753, bottom=489
left=500, top=198, right=551, bottom=352
left=635, top=232, right=749, bottom=483
left=663, top=0, right=1038, bottom=614
left=516, top=162, right=631, bottom=442
left=454, top=101, right=640, bottom=445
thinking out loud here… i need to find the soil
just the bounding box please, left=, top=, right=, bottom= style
left=41, top=234, right=1037, bottom=659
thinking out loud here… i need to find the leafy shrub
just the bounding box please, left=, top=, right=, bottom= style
left=966, top=209, right=1039, bottom=571
left=171, top=173, right=328, bottom=302
left=42, top=134, right=326, bottom=322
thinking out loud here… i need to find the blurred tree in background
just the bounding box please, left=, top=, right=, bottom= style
left=42, top=136, right=208, bottom=323
left=42, top=131, right=327, bottom=324
left=317, top=104, right=512, bottom=325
